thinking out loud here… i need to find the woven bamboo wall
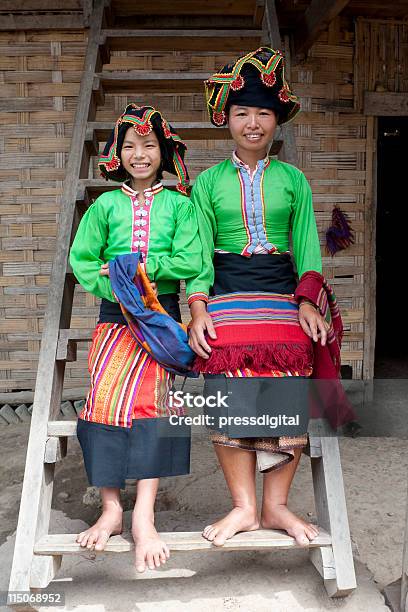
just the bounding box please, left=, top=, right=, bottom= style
left=0, top=13, right=391, bottom=393
left=0, top=29, right=86, bottom=393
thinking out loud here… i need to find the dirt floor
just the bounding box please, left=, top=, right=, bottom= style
left=0, top=418, right=406, bottom=610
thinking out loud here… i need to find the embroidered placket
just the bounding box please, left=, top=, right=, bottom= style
left=233, top=157, right=276, bottom=256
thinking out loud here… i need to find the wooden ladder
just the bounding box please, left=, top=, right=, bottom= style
left=8, top=0, right=356, bottom=599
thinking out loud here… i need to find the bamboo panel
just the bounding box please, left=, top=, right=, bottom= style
left=355, top=18, right=408, bottom=112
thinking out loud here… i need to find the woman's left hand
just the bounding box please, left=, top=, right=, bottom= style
left=298, top=302, right=329, bottom=346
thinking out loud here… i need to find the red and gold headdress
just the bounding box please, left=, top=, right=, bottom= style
left=205, top=47, right=300, bottom=127
left=98, top=104, right=189, bottom=195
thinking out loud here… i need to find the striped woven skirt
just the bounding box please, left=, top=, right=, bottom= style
left=195, top=253, right=313, bottom=472
left=77, top=317, right=190, bottom=487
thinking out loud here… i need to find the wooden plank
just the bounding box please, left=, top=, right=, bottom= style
left=34, top=529, right=332, bottom=554
left=363, top=116, right=376, bottom=380
left=310, top=436, right=356, bottom=597
left=0, top=15, right=84, bottom=30
left=8, top=0, right=106, bottom=595
left=364, top=92, right=408, bottom=116
left=102, top=29, right=262, bottom=52
left=98, top=71, right=209, bottom=93
left=293, top=0, right=352, bottom=60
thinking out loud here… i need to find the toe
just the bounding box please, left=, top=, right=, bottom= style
left=154, top=552, right=161, bottom=568
left=213, top=532, right=227, bottom=547
left=163, top=543, right=170, bottom=559
left=94, top=532, right=109, bottom=551
left=147, top=552, right=155, bottom=570
left=206, top=528, right=217, bottom=542
left=135, top=550, right=146, bottom=573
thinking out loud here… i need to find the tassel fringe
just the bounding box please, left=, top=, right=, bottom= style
left=193, top=342, right=313, bottom=375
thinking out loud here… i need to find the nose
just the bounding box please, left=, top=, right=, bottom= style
left=132, top=147, right=146, bottom=160
left=246, top=113, right=259, bottom=129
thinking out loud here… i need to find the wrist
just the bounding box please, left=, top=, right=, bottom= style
left=190, top=300, right=207, bottom=317
left=299, top=299, right=318, bottom=310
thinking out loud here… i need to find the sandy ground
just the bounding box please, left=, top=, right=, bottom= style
left=0, top=419, right=406, bottom=611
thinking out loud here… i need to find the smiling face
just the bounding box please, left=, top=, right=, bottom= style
left=120, top=126, right=162, bottom=189
left=227, top=105, right=278, bottom=158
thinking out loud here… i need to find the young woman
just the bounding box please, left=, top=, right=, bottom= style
left=70, top=104, right=201, bottom=571
left=188, top=48, right=329, bottom=547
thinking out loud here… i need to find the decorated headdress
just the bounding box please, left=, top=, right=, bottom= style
left=205, top=47, right=301, bottom=127
left=98, top=104, right=190, bottom=194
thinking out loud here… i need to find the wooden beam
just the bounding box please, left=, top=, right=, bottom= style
left=364, top=92, right=408, bottom=116
left=0, top=14, right=84, bottom=30
left=0, top=0, right=82, bottom=8
left=292, top=0, right=352, bottom=60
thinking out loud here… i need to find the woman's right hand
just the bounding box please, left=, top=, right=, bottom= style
left=188, top=301, right=217, bottom=359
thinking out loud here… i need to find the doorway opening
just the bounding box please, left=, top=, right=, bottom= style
left=374, top=116, right=408, bottom=377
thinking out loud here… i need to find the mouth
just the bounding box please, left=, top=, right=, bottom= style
left=244, top=133, right=263, bottom=141
left=130, top=163, right=150, bottom=169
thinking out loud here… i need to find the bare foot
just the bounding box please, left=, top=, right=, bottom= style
left=261, top=504, right=319, bottom=546
left=76, top=505, right=123, bottom=551
left=202, top=506, right=259, bottom=547
left=132, top=512, right=170, bottom=573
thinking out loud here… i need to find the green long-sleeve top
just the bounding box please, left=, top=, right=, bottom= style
left=187, top=156, right=322, bottom=303
left=69, top=182, right=202, bottom=301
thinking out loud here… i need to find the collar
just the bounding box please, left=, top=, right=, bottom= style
left=231, top=150, right=270, bottom=180
left=121, top=180, right=163, bottom=198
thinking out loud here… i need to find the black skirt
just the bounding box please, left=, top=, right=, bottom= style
left=77, top=417, right=191, bottom=488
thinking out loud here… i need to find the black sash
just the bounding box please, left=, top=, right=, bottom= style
left=211, top=252, right=297, bottom=296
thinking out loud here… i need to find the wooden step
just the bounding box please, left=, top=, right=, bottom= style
left=97, top=71, right=209, bottom=93
left=101, top=29, right=262, bottom=52
left=48, top=420, right=77, bottom=437
left=87, top=121, right=230, bottom=143
left=34, top=529, right=332, bottom=554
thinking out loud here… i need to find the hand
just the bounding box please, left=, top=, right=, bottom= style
left=100, top=263, right=109, bottom=276
left=188, top=301, right=217, bottom=359
left=298, top=302, right=329, bottom=346
left=150, top=282, right=158, bottom=296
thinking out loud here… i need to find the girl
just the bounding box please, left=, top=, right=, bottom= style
left=188, top=48, right=331, bottom=547
left=69, top=104, right=202, bottom=572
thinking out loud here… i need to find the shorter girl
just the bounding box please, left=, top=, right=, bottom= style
left=69, top=104, right=202, bottom=572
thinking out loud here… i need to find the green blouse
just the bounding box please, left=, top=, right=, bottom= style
left=69, top=182, right=202, bottom=302
left=187, top=156, right=322, bottom=303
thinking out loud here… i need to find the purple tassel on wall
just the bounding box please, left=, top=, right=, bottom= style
left=325, top=205, right=355, bottom=256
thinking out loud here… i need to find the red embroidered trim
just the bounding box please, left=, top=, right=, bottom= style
left=278, top=87, right=291, bottom=103
left=176, top=183, right=188, bottom=195
left=230, top=75, right=245, bottom=91
left=104, top=155, right=121, bottom=171
left=162, top=119, right=171, bottom=139
left=212, top=110, right=227, bottom=126
left=261, top=72, right=276, bottom=87
left=134, top=122, right=153, bottom=136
